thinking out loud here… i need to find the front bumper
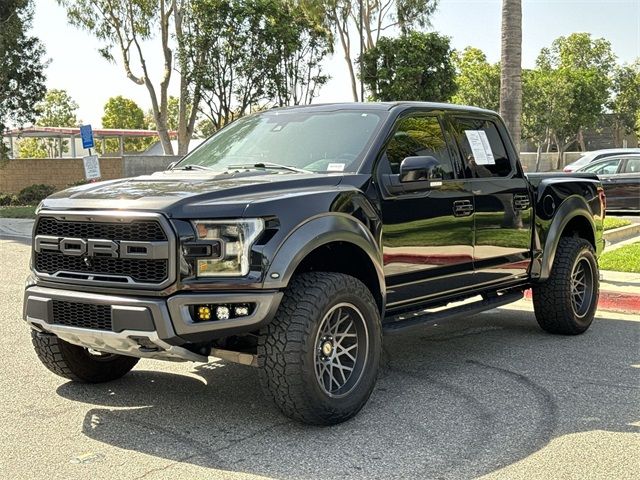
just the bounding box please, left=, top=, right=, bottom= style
left=23, top=285, right=283, bottom=362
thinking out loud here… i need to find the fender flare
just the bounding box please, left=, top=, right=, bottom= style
left=539, top=195, right=596, bottom=280
left=263, top=213, right=385, bottom=308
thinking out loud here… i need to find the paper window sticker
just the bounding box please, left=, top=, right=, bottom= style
left=327, top=163, right=346, bottom=172
left=464, top=130, right=489, bottom=165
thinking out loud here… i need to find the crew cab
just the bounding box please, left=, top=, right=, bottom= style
left=24, top=102, right=605, bottom=425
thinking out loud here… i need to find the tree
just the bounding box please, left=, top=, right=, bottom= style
left=306, top=0, right=439, bottom=100
left=185, top=0, right=330, bottom=132
left=610, top=61, right=640, bottom=146
left=361, top=31, right=456, bottom=102
left=521, top=68, right=571, bottom=170
left=499, top=0, right=522, bottom=152
left=32, top=89, right=79, bottom=157
left=16, top=137, right=48, bottom=158
left=0, top=0, right=47, bottom=158
left=57, top=0, right=202, bottom=154
left=537, top=33, right=615, bottom=165
left=452, top=47, right=500, bottom=111
left=37, top=89, right=78, bottom=127
left=102, top=95, right=151, bottom=152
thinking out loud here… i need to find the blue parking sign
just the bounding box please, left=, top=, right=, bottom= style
left=80, top=124, right=95, bottom=149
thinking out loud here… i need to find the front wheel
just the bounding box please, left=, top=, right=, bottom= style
left=31, top=331, right=139, bottom=382
left=258, top=272, right=382, bottom=425
left=533, top=237, right=599, bottom=335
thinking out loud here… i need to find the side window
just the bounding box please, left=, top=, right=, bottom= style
left=449, top=117, right=512, bottom=178
left=584, top=159, right=620, bottom=174
left=623, top=158, right=640, bottom=174
left=383, top=115, right=455, bottom=179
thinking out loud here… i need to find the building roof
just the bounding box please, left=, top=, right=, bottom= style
left=3, top=126, right=177, bottom=138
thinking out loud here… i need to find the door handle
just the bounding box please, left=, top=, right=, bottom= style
left=514, top=194, right=530, bottom=210
left=453, top=200, right=474, bottom=217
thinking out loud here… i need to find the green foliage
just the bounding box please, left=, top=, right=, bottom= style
left=610, top=61, right=640, bottom=135
left=451, top=47, right=500, bottom=111
left=0, top=193, right=19, bottom=206
left=361, top=32, right=456, bottom=102
left=26, top=88, right=80, bottom=157
left=603, top=217, right=631, bottom=231
left=0, top=205, right=37, bottom=217
left=16, top=137, right=48, bottom=158
left=36, top=89, right=79, bottom=127
left=599, top=242, right=640, bottom=273
left=0, top=0, right=47, bottom=148
left=536, top=33, right=614, bottom=157
left=185, top=0, right=331, bottom=131
left=101, top=95, right=151, bottom=152
left=17, top=184, right=56, bottom=204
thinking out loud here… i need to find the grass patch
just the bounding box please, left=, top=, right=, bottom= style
left=603, top=217, right=631, bottom=231
left=599, top=242, right=640, bottom=273
left=0, top=205, right=37, bottom=218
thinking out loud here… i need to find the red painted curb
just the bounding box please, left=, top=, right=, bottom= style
left=523, top=289, right=640, bottom=314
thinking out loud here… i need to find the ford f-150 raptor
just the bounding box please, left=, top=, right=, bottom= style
left=23, top=102, right=605, bottom=425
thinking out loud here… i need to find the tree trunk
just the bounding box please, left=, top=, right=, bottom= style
left=499, top=0, right=522, bottom=152
left=535, top=142, right=542, bottom=172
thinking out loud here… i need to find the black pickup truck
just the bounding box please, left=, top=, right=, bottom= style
left=24, top=102, right=605, bottom=425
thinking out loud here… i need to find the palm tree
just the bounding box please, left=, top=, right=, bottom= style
left=500, top=0, right=522, bottom=152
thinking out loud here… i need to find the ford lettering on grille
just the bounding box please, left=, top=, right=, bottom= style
left=34, top=236, right=169, bottom=260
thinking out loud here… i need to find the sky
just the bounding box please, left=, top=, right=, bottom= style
left=31, top=0, right=640, bottom=127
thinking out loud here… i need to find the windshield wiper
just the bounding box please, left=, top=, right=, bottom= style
left=227, top=162, right=312, bottom=174
left=173, top=164, right=213, bottom=171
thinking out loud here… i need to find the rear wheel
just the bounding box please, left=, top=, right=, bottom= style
left=533, top=237, right=599, bottom=335
left=258, top=272, right=382, bottom=425
left=31, top=331, right=139, bottom=382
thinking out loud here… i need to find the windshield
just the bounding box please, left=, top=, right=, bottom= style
left=176, top=110, right=384, bottom=173
left=571, top=153, right=596, bottom=168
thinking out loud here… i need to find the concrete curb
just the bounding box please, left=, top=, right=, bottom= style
left=604, top=223, right=640, bottom=244
left=523, top=289, right=640, bottom=314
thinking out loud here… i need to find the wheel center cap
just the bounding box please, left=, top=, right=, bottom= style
left=321, top=341, right=333, bottom=357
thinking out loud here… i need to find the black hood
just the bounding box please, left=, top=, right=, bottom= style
left=41, top=170, right=347, bottom=218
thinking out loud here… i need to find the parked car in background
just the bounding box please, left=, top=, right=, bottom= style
left=576, top=154, right=640, bottom=211
left=564, top=148, right=640, bottom=172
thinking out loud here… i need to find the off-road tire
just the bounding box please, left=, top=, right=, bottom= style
left=258, top=272, right=382, bottom=425
left=533, top=237, right=599, bottom=335
left=31, top=330, right=139, bottom=382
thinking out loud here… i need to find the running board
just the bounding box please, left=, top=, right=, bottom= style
left=382, top=291, right=524, bottom=334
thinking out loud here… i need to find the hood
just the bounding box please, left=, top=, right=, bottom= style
left=41, top=170, right=346, bottom=218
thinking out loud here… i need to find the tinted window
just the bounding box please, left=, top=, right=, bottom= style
left=383, top=116, right=454, bottom=178
left=623, top=157, right=640, bottom=174
left=450, top=117, right=512, bottom=177
left=583, top=159, right=621, bottom=174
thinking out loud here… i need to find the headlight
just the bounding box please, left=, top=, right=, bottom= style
left=192, top=219, right=264, bottom=277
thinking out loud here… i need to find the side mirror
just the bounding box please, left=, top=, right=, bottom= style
left=399, top=156, right=443, bottom=183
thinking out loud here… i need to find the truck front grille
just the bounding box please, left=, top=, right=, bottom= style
left=35, top=255, right=168, bottom=283
left=33, top=213, right=174, bottom=289
left=52, top=300, right=112, bottom=331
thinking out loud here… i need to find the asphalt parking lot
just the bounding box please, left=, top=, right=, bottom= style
left=1, top=238, right=638, bottom=480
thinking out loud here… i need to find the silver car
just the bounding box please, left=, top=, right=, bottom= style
left=564, top=148, right=640, bottom=172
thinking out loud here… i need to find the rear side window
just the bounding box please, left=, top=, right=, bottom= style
left=623, top=157, right=640, bottom=174
left=449, top=117, right=512, bottom=178
left=382, top=115, right=455, bottom=179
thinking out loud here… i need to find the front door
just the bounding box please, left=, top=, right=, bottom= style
left=376, top=113, right=475, bottom=310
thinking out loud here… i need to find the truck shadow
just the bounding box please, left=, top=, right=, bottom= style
left=56, top=308, right=639, bottom=479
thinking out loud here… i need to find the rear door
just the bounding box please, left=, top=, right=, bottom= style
left=446, top=114, right=533, bottom=285
left=376, top=112, right=475, bottom=310
left=615, top=156, right=640, bottom=210
left=582, top=158, right=624, bottom=209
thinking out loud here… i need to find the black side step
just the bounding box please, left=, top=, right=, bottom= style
left=382, top=291, right=524, bottom=334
